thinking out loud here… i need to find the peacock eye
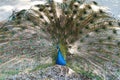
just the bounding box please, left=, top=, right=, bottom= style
left=85, top=34, right=89, bottom=38
left=74, top=5, right=78, bottom=8
left=92, top=1, right=98, bottom=5
left=44, top=22, right=48, bottom=25
left=79, top=17, right=84, bottom=20
left=83, top=10, right=87, bottom=14
left=77, top=46, right=81, bottom=50
left=99, top=10, right=104, bottom=13
left=102, top=26, right=107, bottom=30
left=90, top=20, right=93, bottom=24
left=80, top=39, right=84, bottom=42
left=70, top=17, right=73, bottom=20
left=35, top=4, right=40, bottom=7
left=40, top=15, right=43, bottom=19
left=70, top=39, right=74, bottom=43
left=85, top=26, right=89, bottom=29
left=76, top=23, right=80, bottom=27
left=49, top=10, right=53, bottom=13
left=117, top=42, right=120, bottom=46
left=68, top=46, right=72, bottom=48
left=64, top=10, right=69, bottom=15
left=39, top=8, right=44, bottom=12
left=77, top=1, right=81, bottom=4
left=107, top=36, right=112, bottom=40
left=79, top=31, right=83, bottom=34
left=64, top=11, right=68, bottom=15
left=93, top=13, right=97, bottom=18
left=94, top=29, right=99, bottom=32
left=108, top=22, right=112, bottom=26
left=87, top=5, right=92, bottom=9
left=118, top=22, right=120, bottom=26
left=73, top=10, right=77, bottom=14
left=50, top=16, right=54, bottom=19
left=113, top=29, right=117, bottom=34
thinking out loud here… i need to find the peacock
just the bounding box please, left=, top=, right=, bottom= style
left=56, top=45, right=66, bottom=66
left=0, top=0, right=120, bottom=79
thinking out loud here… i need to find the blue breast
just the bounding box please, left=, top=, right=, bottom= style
left=56, top=48, right=66, bottom=66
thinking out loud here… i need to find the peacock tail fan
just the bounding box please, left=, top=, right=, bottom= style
left=0, top=8, right=55, bottom=68
left=0, top=0, right=120, bottom=79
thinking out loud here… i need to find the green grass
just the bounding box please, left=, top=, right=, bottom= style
left=30, top=63, right=53, bottom=72
left=1, top=70, right=19, bottom=75
left=0, top=70, right=20, bottom=80
left=0, top=74, right=6, bottom=80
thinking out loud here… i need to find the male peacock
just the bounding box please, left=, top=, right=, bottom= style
left=56, top=45, right=66, bottom=66
left=0, top=0, right=120, bottom=79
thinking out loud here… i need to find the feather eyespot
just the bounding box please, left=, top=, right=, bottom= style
left=74, top=5, right=78, bottom=8
left=107, top=36, right=112, bottom=40
left=39, top=8, right=44, bottom=12
left=108, top=22, right=112, bottom=26
left=50, top=16, right=54, bottom=19
left=94, top=29, right=99, bottom=32
left=85, top=34, right=89, bottom=38
left=92, top=1, right=98, bottom=5
left=79, top=31, right=83, bottom=34
left=85, top=26, right=89, bottom=29
left=90, top=20, right=93, bottom=24
left=40, top=15, right=43, bottom=19
left=99, top=10, right=104, bottom=13
left=68, top=45, right=72, bottom=48
left=118, top=22, right=120, bottom=26
left=77, top=1, right=81, bottom=4
left=83, top=10, right=87, bottom=14
left=80, top=39, right=84, bottom=42
left=102, top=26, right=107, bottom=30
left=113, top=29, right=117, bottom=34
left=93, top=14, right=97, bottom=18
left=73, top=10, right=77, bottom=14
left=64, top=11, right=68, bottom=15
left=76, top=23, right=80, bottom=27
left=35, top=4, right=40, bottom=7
left=79, top=17, right=84, bottom=20
left=117, top=42, right=120, bottom=46
left=87, top=5, right=92, bottom=9
left=49, top=10, right=53, bottom=13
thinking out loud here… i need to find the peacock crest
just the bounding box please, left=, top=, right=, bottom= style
left=0, top=0, right=120, bottom=79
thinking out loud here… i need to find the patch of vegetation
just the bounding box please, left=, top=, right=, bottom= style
left=0, top=74, right=6, bottom=80
left=30, top=63, right=53, bottom=72
left=1, top=70, right=19, bottom=75
left=0, top=70, right=20, bottom=80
